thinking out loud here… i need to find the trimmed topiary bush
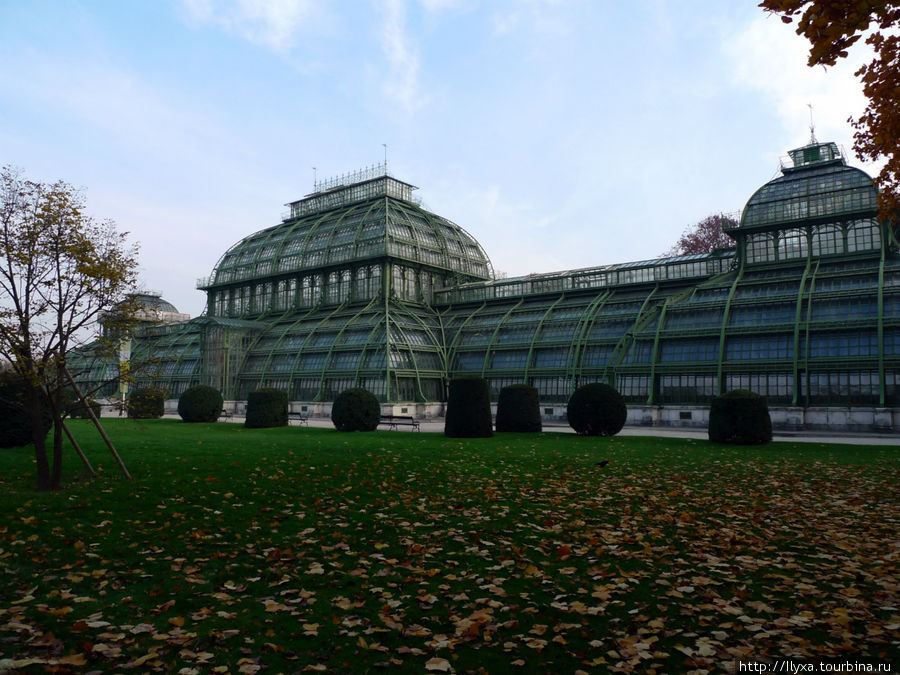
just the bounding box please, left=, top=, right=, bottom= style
left=445, top=376, right=493, bottom=438
left=331, top=387, right=381, bottom=431
left=127, top=386, right=166, bottom=419
left=567, top=383, right=627, bottom=436
left=178, top=385, right=224, bottom=423
left=67, top=397, right=102, bottom=420
left=495, top=384, right=542, bottom=432
left=0, top=371, right=51, bottom=448
left=245, top=388, right=288, bottom=429
left=708, top=389, right=772, bottom=445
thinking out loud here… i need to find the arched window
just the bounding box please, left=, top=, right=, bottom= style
left=325, top=271, right=340, bottom=304
left=353, top=268, right=368, bottom=301
left=776, top=228, right=808, bottom=261
left=847, top=219, right=880, bottom=252
left=810, top=224, right=843, bottom=256
left=746, top=234, right=775, bottom=263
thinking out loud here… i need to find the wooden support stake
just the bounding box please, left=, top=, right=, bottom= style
left=64, top=367, right=132, bottom=480
left=59, top=418, right=98, bottom=477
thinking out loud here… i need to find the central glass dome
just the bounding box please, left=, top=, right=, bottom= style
left=203, top=175, right=492, bottom=290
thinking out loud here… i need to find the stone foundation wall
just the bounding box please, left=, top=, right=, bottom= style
left=621, top=405, right=899, bottom=433
left=161, top=399, right=899, bottom=433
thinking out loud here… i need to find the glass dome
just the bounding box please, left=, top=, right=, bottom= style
left=739, top=142, right=878, bottom=230
left=201, top=176, right=492, bottom=290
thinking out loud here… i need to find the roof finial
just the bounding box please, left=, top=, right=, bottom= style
left=383, top=143, right=388, bottom=171
left=807, top=103, right=817, bottom=144
left=313, top=166, right=317, bottom=192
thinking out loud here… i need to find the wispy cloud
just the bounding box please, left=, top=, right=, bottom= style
left=377, top=0, right=424, bottom=113
left=728, top=14, right=873, bottom=161
left=418, top=0, right=463, bottom=12
left=181, top=0, right=321, bottom=53
left=491, top=0, right=570, bottom=39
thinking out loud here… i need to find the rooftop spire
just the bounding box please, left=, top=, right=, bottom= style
left=807, top=103, right=817, bottom=144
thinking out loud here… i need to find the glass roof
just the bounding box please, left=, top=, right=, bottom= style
left=202, top=176, right=492, bottom=289
left=740, top=142, right=878, bottom=230
left=434, top=249, right=735, bottom=305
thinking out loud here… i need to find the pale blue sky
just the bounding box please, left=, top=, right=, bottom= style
left=0, top=1, right=879, bottom=317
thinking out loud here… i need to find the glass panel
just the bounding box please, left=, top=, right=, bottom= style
left=489, top=350, right=528, bottom=369
left=452, top=351, right=485, bottom=371
left=616, top=375, right=649, bottom=403
left=810, top=225, right=843, bottom=256
left=804, top=331, right=878, bottom=358
left=805, top=370, right=879, bottom=404
left=658, top=339, right=719, bottom=363
left=725, top=335, right=793, bottom=361
left=724, top=372, right=793, bottom=403
left=657, top=374, right=718, bottom=403
left=532, top=348, right=569, bottom=369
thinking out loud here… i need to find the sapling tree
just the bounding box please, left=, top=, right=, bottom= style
left=0, top=166, right=139, bottom=490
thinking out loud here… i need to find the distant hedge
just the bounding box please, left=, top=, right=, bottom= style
left=331, top=388, right=381, bottom=431
left=445, top=377, right=493, bottom=438
left=495, top=384, right=541, bottom=432
left=245, top=388, right=288, bottom=429
left=567, top=383, right=627, bottom=436
left=127, top=386, right=166, bottom=420
left=178, top=385, right=224, bottom=423
left=0, top=372, right=51, bottom=448
left=708, top=390, right=772, bottom=445
left=67, top=397, right=102, bottom=420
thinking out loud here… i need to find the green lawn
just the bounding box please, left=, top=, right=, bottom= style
left=0, top=420, right=897, bottom=673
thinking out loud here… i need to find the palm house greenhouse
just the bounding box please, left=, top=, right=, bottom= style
left=70, top=140, right=900, bottom=431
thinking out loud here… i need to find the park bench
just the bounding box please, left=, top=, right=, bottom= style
left=218, top=409, right=233, bottom=421
left=379, top=415, right=420, bottom=431
left=288, top=412, right=309, bottom=425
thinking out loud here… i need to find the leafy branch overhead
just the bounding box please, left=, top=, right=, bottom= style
left=760, top=0, right=900, bottom=221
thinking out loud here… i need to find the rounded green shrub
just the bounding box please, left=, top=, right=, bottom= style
left=495, top=384, right=542, bottom=432
left=567, top=383, right=627, bottom=436
left=127, top=386, right=166, bottom=419
left=67, top=397, right=102, bottom=419
left=0, top=371, right=51, bottom=448
left=708, top=390, right=772, bottom=445
left=331, top=388, right=381, bottom=431
left=445, top=376, right=493, bottom=438
left=245, top=388, right=288, bottom=429
left=178, top=385, right=224, bottom=423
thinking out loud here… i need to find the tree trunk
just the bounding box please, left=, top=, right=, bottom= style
left=50, top=366, right=65, bottom=490
left=50, top=414, right=64, bottom=490
left=27, top=386, right=51, bottom=491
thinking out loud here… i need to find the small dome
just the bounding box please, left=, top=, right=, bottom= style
left=100, top=292, right=189, bottom=338
left=130, top=293, right=182, bottom=315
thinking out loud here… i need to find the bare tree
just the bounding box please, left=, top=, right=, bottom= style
left=665, top=213, right=737, bottom=256
left=0, top=166, right=139, bottom=490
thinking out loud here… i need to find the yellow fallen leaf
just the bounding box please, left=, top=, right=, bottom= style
left=57, top=654, right=88, bottom=666
left=425, top=657, right=452, bottom=672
